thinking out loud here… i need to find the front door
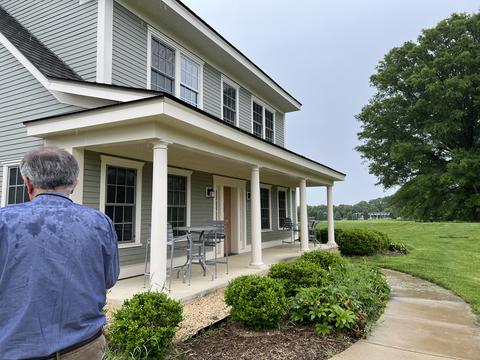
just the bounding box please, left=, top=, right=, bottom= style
left=223, top=187, right=232, bottom=255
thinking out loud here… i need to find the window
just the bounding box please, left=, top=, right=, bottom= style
left=252, top=100, right=275, bottom=143
left=6, top=166, right=28, bottom=205
left=265, top=109, right=274, bottom=143
left=260, top=187, right=271, bottom=230
left=180, top=56, right=199, bottom=106
left=278, top=189, right=287, bottom=228
left=104, top=166, right=136, bottom=243
left=222, top=79, right=238, bottom=125
left=151, top=38, right=175, bottom=94
left=253, top=102, right=263, bottom=137
left=168, top=174, right=187, bottom=233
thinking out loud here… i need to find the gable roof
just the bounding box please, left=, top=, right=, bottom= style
left=0, top=5, right=82, bottom=81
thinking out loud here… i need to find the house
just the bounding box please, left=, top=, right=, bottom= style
left=0, top=0, right=345, bottom=290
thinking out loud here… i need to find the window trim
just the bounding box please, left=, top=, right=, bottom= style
left=260, top=184, right=272, bottom=232
left=220, top=74, right=240, bottom=127
left=100, top=155, right=144, bottom=248
left=276, top=186, right=289, bottom=230
left=250, top=96, right=276, bottom=143
left=147, top=26, right=204, bottom=109
left=1, top=159, right=23, bottom=207
left=168, top=167, right=192, bottom=227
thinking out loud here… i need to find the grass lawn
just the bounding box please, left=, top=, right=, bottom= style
left=318, top=220, right=480, bottom=315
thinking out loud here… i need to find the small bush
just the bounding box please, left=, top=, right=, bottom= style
left=224, top=275, right=287, bottom=329
left=336, top=228, right=390, bottom=256
left=269, top=261, right=329, bottom=297
left=389, top=242, right=409, bottom=254
left=299, top=250, right=347, bottom=270
left=108, top=291, right=182, bottom=359
left=317, top=228, right=346, bottom=244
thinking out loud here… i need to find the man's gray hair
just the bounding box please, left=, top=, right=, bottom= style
left=20, top=147, right=79, bottom=190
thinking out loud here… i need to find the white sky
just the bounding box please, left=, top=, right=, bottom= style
left=182, top=0, right=479, bottom=205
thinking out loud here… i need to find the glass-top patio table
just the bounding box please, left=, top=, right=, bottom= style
left=174, top=226, right=220, bottom=284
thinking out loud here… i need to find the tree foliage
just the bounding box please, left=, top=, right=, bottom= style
left=308, top=196, right=394, bottom=220
left=356, top=13, right=480, bottom=221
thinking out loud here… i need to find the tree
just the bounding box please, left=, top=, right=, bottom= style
left=356, top=13, right=480, bottom=221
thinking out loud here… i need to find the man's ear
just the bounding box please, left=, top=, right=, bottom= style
left=70, top=179, right=78, bottom=194
left=23, top=176, right=35, bottom=199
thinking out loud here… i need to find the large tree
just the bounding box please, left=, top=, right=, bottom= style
left=356, top=12, right=480, bottom=221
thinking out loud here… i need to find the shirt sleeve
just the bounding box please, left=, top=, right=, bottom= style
left=103, top=215, right=120, bottom=289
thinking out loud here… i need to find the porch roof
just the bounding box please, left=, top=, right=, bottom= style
left=24, top=93, right=346, bottom=185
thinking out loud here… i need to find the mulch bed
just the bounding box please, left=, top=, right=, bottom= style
left=167, top=320, right=355, bottom=360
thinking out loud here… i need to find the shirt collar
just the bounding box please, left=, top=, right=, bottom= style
left=34, top=192, right=73, bottom=202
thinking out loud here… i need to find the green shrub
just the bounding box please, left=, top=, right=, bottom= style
left=336, top=228, right=390, bottom=256
left=299, top=250, right=347, bottom=270
left=224, top=275, right=287, bottom=329
left=108, top=291, right=182, bottom=359
left=317, top=228, right=346, bottom=244
left=289, top=262, right=390, bottom=337
left=389, top=242, right=409, bottom=254
left=269, top=261, right=329, bottom=297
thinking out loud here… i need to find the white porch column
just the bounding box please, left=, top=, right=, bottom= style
left=150, top=141, right=169, bottom=291
left=299, top=179, right=309, bottom=252
left=249, top=165, right=265, bottom=268
left=327, top=185, right=337, bottom=246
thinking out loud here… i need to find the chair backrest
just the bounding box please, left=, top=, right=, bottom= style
left=167, top=223, right=174, bottom=244
left=282, top=217, right=293, bottom=230
left=208, top=220, right=225, bottom=232
left=308, top=218, right=317, bottom=230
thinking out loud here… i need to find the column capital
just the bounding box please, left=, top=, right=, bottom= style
left=151, top=139, right=171, bottom=150
left=251, top=165, right=261, bottom=171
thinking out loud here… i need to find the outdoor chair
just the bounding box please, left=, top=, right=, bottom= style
left=204, top=220, right=229, bottom=278
left=308, top=218, right=321, bottom=246
left=281, top=217, right=299, bottom=244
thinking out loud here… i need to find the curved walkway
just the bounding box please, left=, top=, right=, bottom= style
left=332, top=269, right=480, bottom=360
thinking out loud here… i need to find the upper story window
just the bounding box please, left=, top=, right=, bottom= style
left=151, top=38, right=175, bottom=94
left=148, top=27, right=203, bottom=109
left=180, top=56, right=199, bottom=106
left=221, top=76, right=239, bottom=126
left=252, top=99, right=275, bottom=143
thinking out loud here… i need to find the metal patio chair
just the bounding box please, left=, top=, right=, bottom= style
left=203, top=220, right=229, bottom=278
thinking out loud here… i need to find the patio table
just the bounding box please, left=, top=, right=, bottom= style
left=175, top=226, right=219, bottom=284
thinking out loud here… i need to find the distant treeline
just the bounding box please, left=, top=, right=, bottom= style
left=307, top=196, right=396, bottom=220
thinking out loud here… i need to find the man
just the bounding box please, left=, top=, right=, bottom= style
left=0, top=147, right=119, bottom=359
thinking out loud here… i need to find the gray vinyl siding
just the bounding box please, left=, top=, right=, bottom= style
left=239, top=87, right=252, bottom=132
left=275, top=112, right=285, bottom=147
left=202, top=63, right=221, bottom=118
left=190, top=171, right=214, bottom=226
left=0, top=45, right=82, bottom=202
left=112, top=1, right=148, bottom=88
left=0, top=0, right=98, bottom=81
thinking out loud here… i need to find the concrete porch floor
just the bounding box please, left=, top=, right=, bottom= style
left=108, top=243, right=321, bottom=305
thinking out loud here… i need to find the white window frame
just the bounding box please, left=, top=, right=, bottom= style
left=277, top=186, right=289, bottom=230
left=168, top=167, right=192, bottom=227
left=251, top=96, right=276, bottom=143
left=220, top=74, right=240, bottom=127
left=1, top=159, right=23, bottom=207
left=99, top=155, right=144, bottom=249
left=260, top=184, right=272, bottom=232
left=147, top=26, right=204, bottom=109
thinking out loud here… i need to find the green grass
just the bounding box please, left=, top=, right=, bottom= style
left=318, top=220, right=480, bottom=315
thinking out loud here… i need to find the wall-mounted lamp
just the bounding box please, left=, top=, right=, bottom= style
left=206, top=187, right=215, bottom=198
left=246, top=192, right=251, bottom=201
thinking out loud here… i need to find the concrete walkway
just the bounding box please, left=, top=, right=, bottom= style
left=332, top=269, right=480, bottom=360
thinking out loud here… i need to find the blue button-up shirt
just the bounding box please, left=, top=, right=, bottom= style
left=0, top=193, right=119, bottom=359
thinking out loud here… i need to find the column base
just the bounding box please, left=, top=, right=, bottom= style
left=320, top=242, right=338, bottom=250
left=248, top=262, right=267, bottom=270
left=299, top=247, right=310, bottom=253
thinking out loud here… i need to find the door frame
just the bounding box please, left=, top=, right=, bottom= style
left=212, top=175, right=247, bottom=253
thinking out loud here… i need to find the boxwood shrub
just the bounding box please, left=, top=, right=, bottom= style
left=224, top=275, right=287, bottom=329
left=317, top=228, right=346, bottom=244
left=268, top=261, right=329, bottom=297
left=299, top=250, right=347, bottom=270
left=335, top=228, right=390, bottom=256
left=108, top=291, right=182, bottom=359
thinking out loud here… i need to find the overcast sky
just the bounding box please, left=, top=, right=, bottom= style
left=182, top=0, right=479, bottom=205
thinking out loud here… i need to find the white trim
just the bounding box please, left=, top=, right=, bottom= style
left=147, top=26, right=204, bottom=109
left=220, top=75, right=240, bottom=127
left=96, top=0, right=113, bottom=83
left=260, top=184, right=272, bottom=231
left=168, top=167, right=192, bottom=227
left=251, top=96, right=276, bottom=144
left=99, top=155, right=144, bottom=246
left=0, top=159, right=22, bottom=207
left=276, top=186, right=288, bottom=230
